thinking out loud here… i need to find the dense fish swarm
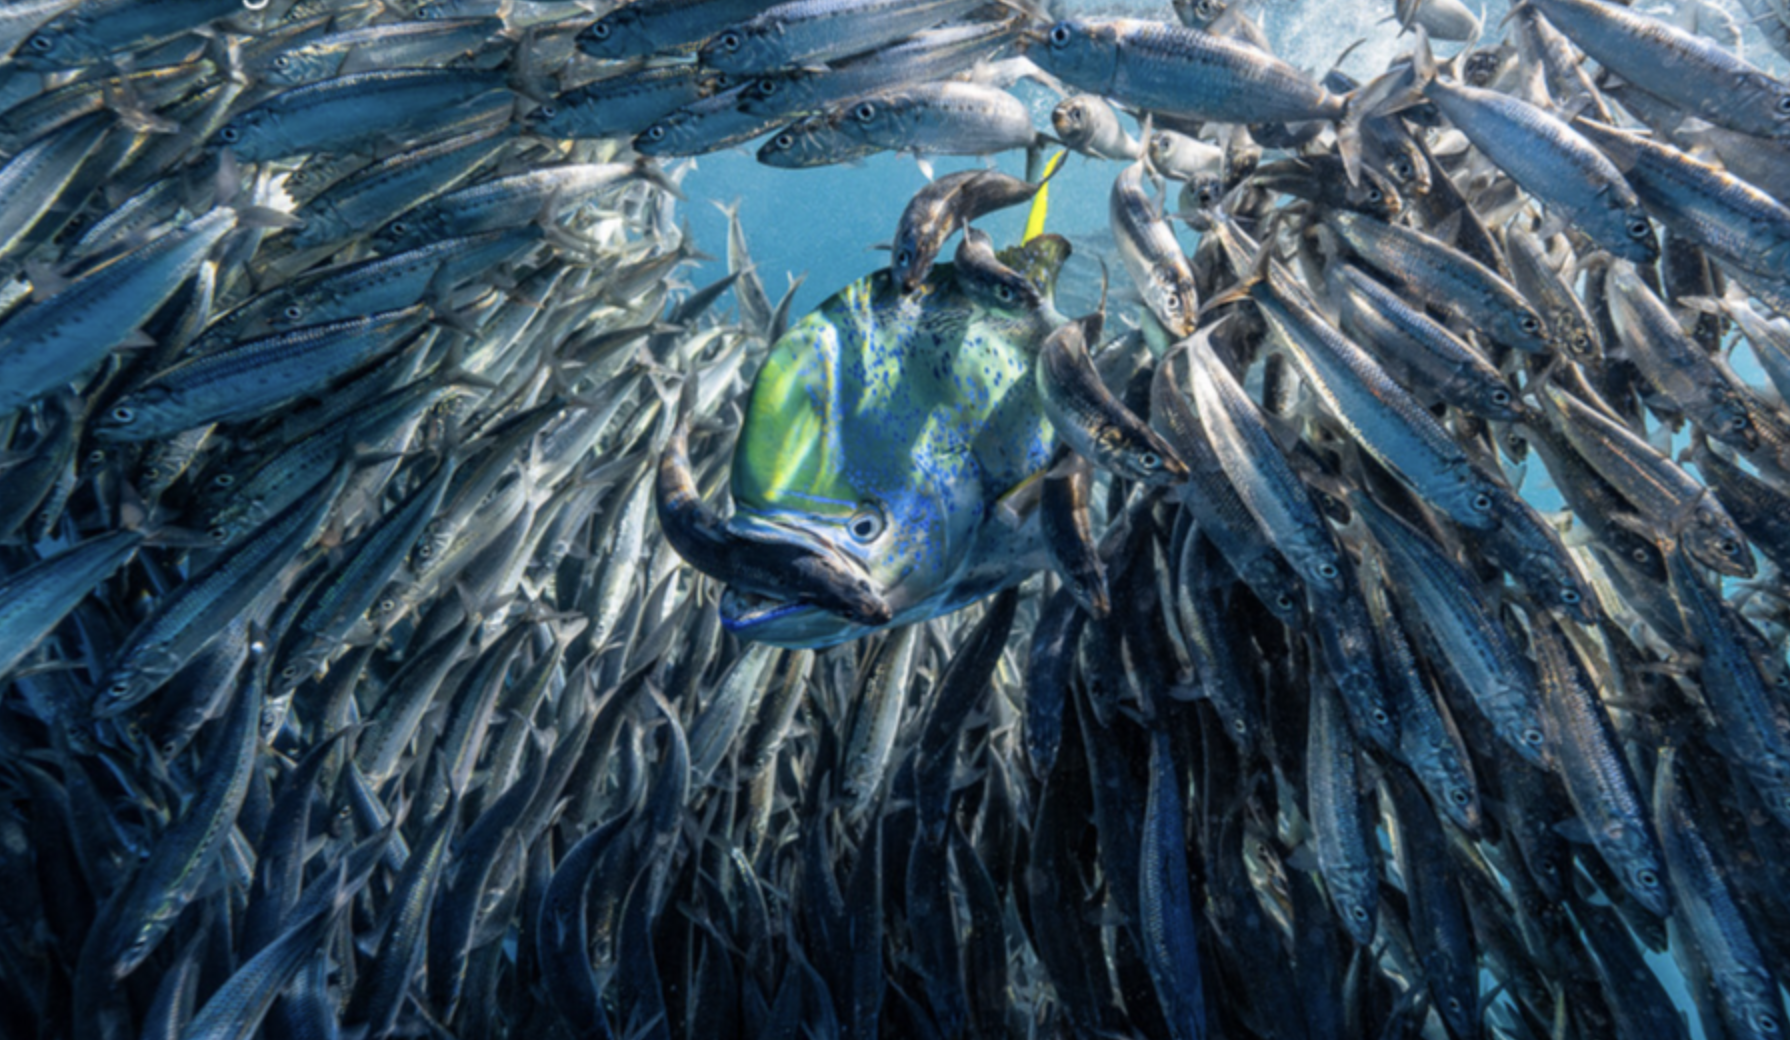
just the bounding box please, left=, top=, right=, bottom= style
left=10, top=0, right=1790, bottom=1038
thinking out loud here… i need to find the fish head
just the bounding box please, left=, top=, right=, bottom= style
left=697, top=24, right=777, bottom=76
left=756, top=116, right=863, bottom=169
left=576, top=9, right=657, bottom=61
left=1024, top=19, right=1122, bottom=94
left=721, top=237, right=1073, bottom=647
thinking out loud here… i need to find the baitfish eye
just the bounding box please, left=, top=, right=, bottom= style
left=1275, top=593, right=1294, bottom=610
left=1049, top=23, right=1072, bottom=46
left=1721, top=538, right=1741, bottom=556
left=1449, top=788, right=1470, bottom=806
left=1627, top=218, right=1651, bottom=239
left=1371, top=708, right=1389, bottom=726
left=1631, top=546, right=1650, bottom=563
left=1491, top=389, right=1511, bottom=406
left=853, top=102, right=876, bottom=123
left=644, top=125, right=666, bottom=142
left=1393, top=159, right=1413, bottom=179
left=1560, top=589, right=1581, bottom=604
left=1519, top=315, right=1541, bottom=334
left=273, top=55, right=290, bottom=69
left=848, top=503, right=885, bottom=542
left=1777, top=94, right=1790, bottom=115
left=1365, top=186, right=1381, bottom=202
left=1318, top=562, right=1339, bottom=580
left=1636, top=867, right=1659, bottom=889
left=27, top=34, right=51, bottom=52
left=1138, top=451, right=1161, bottom=471
left=1350, top=905, right=1368, bottom=921
left=209, top=526, right=228, bottom=542
left=994, top=284, right=1014, bottom=303
left=1731, top=413, right=1750, bottom=431
left=1523, top=727, right=1544, bottom=745
left=212, top=473, right=235, bottom=488
left=111, top=406, right=134, bottom=423
left=773, top=133, right=794, bottom=149
left=219, top=126, right=240, bottom=143
left=1754, top=1012, right=1779, bottom=1034
left=757, top=78, right=778, bottom=95
left=535, top=104, right=556, bottom=120
left=1472, top=493, right=1492, bottom=512
left=282, top=304, right=304, bottom=321
left=717, top=30, right=740, bottom=51
left=589, top=21, right=610, bottom=39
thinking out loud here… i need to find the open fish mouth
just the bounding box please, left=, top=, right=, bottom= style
left=717, top=586, right=814, bottom=629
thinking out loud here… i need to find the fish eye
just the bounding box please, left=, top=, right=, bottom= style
left=853, top=102, right=876, bottom=123
left=219, top=126, right=240, bottom=143
left=589, top=22, right=610, bottom=39
left=1491, top=388, right=1511, bottom=405
left=1730, top=413, right=1750, bottom=431
left=1449, top=788, right=1470, bottom=806
left=1138, top=451, right=1161, bottom=471
left=773, top=133, right=793, bottom=149
left=848, top=503, right=886, bottom=542
left=1721, top=538, right=1741, bottom=556
left=87, top=449, right=106, bottom=464
left=535, top=103, right=555, bottom=119
left=1631, top=546, right=1650, bottom=563
left=1777, top=94, right=1790, bottom=115
left=212, top=473, right=235, bottom=487
left=1276, top=593, right=1294, bottom=610
left=1393, top=159, right=1412, bottom=178
left=1318, top=562, right=1339, bottom=580
left=757, top=78, right=778, bottom=95
left=895, top=247, right=913, bottom=268
left=1522, top=727, right=1544, bottom=745
left=111, top=406, right=134, bottom=423
left=644, top=125, right=666, bottom=142
left=1350, top=905, right=1368, bottom=921
left=1049, top=23, right=1072, bottom=46
left=209, top=525, right=228, bottom=542
left=1446, top=998, right=1464, bottom=1016
left=273, top=55, right=290, bottom=69
left=1371, top=708, right=1390, bottom=725
left=1365, top=187, right=1381, bottom=202
left=1519, top=315, right=1541, bottom=334
left=1627, top=218, right=1651, bottom=239
left=1560, top=589, right=1582, bottom=604
left=1635, top=867, right=1659, bottom=889
left=717, top=30, right=740, bottom=51
left=1472, top=493, right=1492, bottom=511
left=1754, top=1012, right=1779, bottom=1034
left=282, top=304, right=303, bottom=321
left=27, top=34, right=51, bottom=52
left=994, top=284, right=1014, bottom=302
left=377, top=598, right=396, bottom=614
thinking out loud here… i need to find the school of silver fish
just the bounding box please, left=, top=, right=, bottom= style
left=6, top=0, right=1790, bottom=1038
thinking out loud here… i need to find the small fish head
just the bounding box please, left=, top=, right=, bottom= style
left=92, top=387, right=177, bottom=443
left=1685, top=505, right=1755, bottom=578
left=1347, top=166, right=1402, bottom=220
left=1172, top=0, right=1227, bottom=29
left=576, top=9, right=654, bottom=61
left=737, top=72, right=810, bottom=118
left=1050, top=97, right=1096, bottom=149
left=1024, top=19, right=1121, bottom=93
left=697, top=25, right=775, bottom=76
left=755, top=118, right=847, bottom=169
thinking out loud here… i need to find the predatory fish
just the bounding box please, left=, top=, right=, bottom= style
left=722, top=235, right=1073, bottom=647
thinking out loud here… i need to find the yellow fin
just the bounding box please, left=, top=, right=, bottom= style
left=1023, top=150, right=1066, bottom=244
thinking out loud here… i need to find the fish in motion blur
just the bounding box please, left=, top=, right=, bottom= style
left=8, top=0, right=1790, bottom=1038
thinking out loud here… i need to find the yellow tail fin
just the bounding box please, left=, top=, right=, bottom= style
left=1023, top=151, right=1066, bottom=244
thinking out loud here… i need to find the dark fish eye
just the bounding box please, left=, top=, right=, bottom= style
left=111, top=406, right=133, bottom=423
left=1523, top=727, right=1544, bottom=745
left=1636, top=868, right=1658, bottom=888
left=1050, top=24, right=1072, bottom=46
left=282, top=304, right=303, bottom=321
left=1371, top=708, right=1389, bottom=725
left=719, top=30, right=740, bottom=50
left=848, top=503, right=885, bottom=542
left=1365, top=187, right=1381, bottom=201
left=209, top=526, right=228, bottom=542
left=536, top=104, right=555, bottom=119
left=219, top=126, right=239, bottom=143
left=1472, top=493, right=1492, bottom=511
left=854, top=102, right=876, bottom=123
left=895, top=247, right=912, bottom=267
left=1394, top=160, right=1412, bottom=178
left=1755, top=1012, right=1779, bottom=1034
left=1491, top=389, right=1511, bottom=405
left=1276, top=594, right=1294, bottom=609
left=758, top=78, right=777, bottom=94
left=645, top=125, right=665, bottom=141
left=87, top=449, right=106, bottom=464
left=1631, top=547, right=1650, bottom=563
left=213, top=473, right=234, bottom=487
left=774, top=133, right=793, bottom=149
left=1721, top=538, right=1741, bottom=556
left=274, top=55, right=290, bottom=69
left=1777, top=94, right=1790, bottom=115
left=1731, top=413, right=1750, bottom=431
left=1350, top=905, right=1368, bottom=921
left=28, top=34, right=51, bottom=52
left=1560, top=589, right=1581, bottom=604
left=1318, top=562, right=1339, bottom=579
left=1138, top=451, right=1161, bottom=470
left=590, top=22, right=610, bottom=39
left=1449, top=789, right=1470, bottom=806
left=1519, top=315, right=1540, bottom=334
left=994, top=284, right=1013, bottom=302
left=1627, top=218, right=1651, bottom=238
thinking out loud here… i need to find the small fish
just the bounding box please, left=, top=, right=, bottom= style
left=1037, top=312, right=1187, bottom=485
left=696, top=0, right=987, bottom=75
left=889, top=168, right=1042, bottom=293
left=1052, top=94, right=1140, bottom=161
left=1111, top=159, right=1200, bottom=337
